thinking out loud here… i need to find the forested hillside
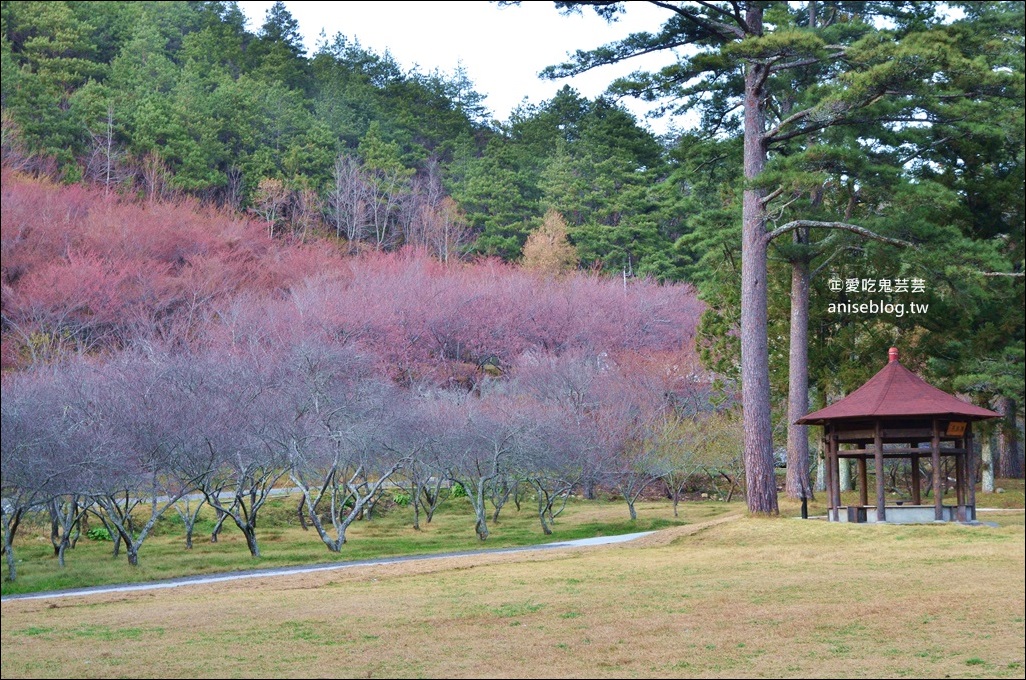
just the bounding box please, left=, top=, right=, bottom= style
left=1, top=0, right=687, bottom=277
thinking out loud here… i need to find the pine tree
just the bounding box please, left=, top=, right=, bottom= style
left=543, top=1, right=1018, bottom=512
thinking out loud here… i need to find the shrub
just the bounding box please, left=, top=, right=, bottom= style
left=86, top=527, right=112, bottom=542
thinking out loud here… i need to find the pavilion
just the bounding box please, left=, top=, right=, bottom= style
left=797, top=347, right=1000, bottom=523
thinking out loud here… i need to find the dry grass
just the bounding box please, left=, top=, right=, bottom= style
left=0, top=497, right=733, bottom=597
left=2, top=511, right=1023, bottom=679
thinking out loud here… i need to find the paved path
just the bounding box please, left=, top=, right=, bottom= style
left=1, top=531, right=654, bottom=603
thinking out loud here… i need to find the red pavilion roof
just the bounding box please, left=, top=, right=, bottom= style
left=796, top=348, right=1000, bottom=425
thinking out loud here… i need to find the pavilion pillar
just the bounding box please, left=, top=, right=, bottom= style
left=966, top=424, right=976, bottom=520
left=932, top=418, right=943, bottom=520
left=874, top=419, right=886, bottom=522
left=911, top=453, right=922, bottom=505
left=830, top=431, right=841, bottom=522
left=857, top=457, right=868, bottom=507
left=824, top=435, right=835, bottom=521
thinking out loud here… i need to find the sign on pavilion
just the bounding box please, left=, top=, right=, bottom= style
left=797, top=348, right=1000, bottom=523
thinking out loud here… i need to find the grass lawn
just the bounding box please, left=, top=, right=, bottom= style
left=1, top=493, right=735, bottom=597
left=1, top=489, right=1023, bottom=679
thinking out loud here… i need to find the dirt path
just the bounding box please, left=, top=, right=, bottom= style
left=627, top=510, right=743, bottom=547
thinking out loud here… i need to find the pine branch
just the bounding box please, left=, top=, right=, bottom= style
left=650, top=1, right=747, bottom=39
left=763, top=220, right=913, bottom=248
left=692, top=1, right=749, bottom=34
left=768, top=44, right=848, bottom=74
left=760, top=186, right=786, bottom=207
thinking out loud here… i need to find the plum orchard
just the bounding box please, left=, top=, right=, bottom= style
left=1, top=173, right=726, bottom=580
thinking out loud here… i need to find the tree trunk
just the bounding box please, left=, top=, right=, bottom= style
left=997, top=397, right=1023, bottom=479
left=839, top=456, right=852, bottom=492
left=474, top=483, right=489, bottom=541
left=740, top=5, right=778, bottom=515
left=786, top=240, right=813, bottom=500
left=982, top=434, right=995, bottom=493
left=583, top=478, right=597, bottom=501
left=56, top=537, right=69, bottom=568
left=110, top=528, right=122, bottom=557
left=243, top=526, right=261, bottom=558
left=211, top=508, right=227, bottom=543
left=815, top=446, right=826, bottom=492
left=474, top=514, right=489, bottom=541
left=536, top=489, right=553, bottom=536
left=4, top=541, right=15, bottom=582
left=3, top=509, right=23, bottom=582
left=49, top=507, right=60, bottom=557
left=490, top=480, right=513, bottom=523
left=297, top=494, right=308, bottom=531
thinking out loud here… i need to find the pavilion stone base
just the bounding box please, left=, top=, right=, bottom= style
left=837, top=505, right=975, bottom=523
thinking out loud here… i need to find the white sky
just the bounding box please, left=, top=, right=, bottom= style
left=237, top=1, right=679, bottom=135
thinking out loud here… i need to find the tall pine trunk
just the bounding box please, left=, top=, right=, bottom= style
left=786, top=234, right=813, bottom=500
left=997, top=397, right=1023, bottom=479
left=740, top=5, right=778, bottom=515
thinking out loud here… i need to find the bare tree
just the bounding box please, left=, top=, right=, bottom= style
left=223, top=165, right=245, bottom=211
left=1, top=361, right=104, bottom=570
left=172, top=349, right=285, bottom=558
left=289, top=187, right=322, bottom=241
left=593, top=371, right=669, bottom=520
left=401, top=162, right=470, bottom=263
left=86, top=354, right=205, bottom=567
left=171, top=494, right=207, bottom=550
left=325, top=153, right=370, bottom=248
left=1, top=109, right=34, bottom=172
left=138, top=150, right=174, bottom=203
left=384, top=399, right=441, bottom=530
left=520, top=412, right=587, bottom=535
left=250, top=178, right=290, bottom=238
left=431, top=393, right=524, bottom=541
left=47, top=495, right=90, bottom=567
left=1, top=371, right=67, bottom=581
left=655, top=414, right=715, bottom=517
left=275, top=345, right=407, bottom=552
left=366, top=167, right=408, bottom=250
left=85, top=104, right=133, bottom=195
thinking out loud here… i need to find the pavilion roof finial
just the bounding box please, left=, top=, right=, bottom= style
left=888, top=347, right=899, bottom=363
